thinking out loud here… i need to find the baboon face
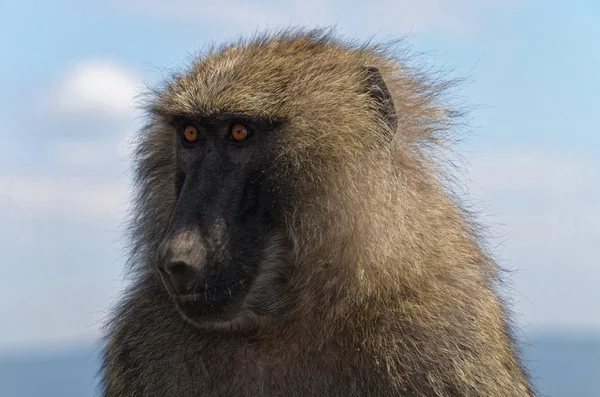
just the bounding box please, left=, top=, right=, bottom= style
left=156, top=114, right=284, bottom=326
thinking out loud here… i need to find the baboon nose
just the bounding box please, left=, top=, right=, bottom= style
left=156, top=230, right=207, bottom=296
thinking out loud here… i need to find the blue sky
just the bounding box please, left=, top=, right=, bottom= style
left=0, top=0, right=598, bottom=350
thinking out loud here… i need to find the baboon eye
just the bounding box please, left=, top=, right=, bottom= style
left=230, top=124, right=250, bottom=141
left=183, top=125, right=198, bottom=143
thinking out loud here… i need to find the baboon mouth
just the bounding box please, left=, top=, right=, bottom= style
left=170, top=288, right=252, bottom=329
left=168, top=277, right=252, bottom=319
left=171, top=284, right=246, bottom=304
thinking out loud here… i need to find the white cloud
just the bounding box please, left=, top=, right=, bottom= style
left=0, top=175, right=129, bottom=219
left=0, top=59, right=142, bottom=220
left=51, top=140, right=119, bottom=168
left=109, top=0, right=534, bottom=36
left=48, top=59, right=143, bottom=119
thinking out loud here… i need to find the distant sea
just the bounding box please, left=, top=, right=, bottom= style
left=1, top=331, right=598, bottom=397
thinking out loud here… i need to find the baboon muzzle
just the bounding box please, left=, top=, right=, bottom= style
left=155, top=167, right=233, bottom=297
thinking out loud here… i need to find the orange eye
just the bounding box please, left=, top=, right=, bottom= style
left=183, top=125, right=198, bottom=142
left=231, top=124, right=249, bottom=141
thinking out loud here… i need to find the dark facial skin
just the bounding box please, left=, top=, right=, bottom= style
left=156, top=115, right=281, bottom=326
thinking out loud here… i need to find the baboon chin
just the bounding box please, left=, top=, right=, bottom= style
left=101, top=29, right=536, bottom=397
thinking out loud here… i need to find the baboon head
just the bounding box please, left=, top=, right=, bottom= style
left=135, top=32, right=411, bottom=332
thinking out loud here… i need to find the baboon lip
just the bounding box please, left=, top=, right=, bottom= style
left=170, top=288, right=253, bottom=329
left=170, top=281, right=249, bottom=307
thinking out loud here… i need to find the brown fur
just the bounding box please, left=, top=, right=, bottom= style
left=100, top=29, right=535, bottom=396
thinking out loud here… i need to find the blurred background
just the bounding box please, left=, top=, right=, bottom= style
left=0, top=0, right=598, bottom=396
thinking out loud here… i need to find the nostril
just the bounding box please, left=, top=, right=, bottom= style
left=159, top=261, right=201, bottom=296
left=165, top=261, right=188, bottom=276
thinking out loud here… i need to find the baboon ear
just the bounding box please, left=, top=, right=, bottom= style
left=364, top=66, right=397, bottom=133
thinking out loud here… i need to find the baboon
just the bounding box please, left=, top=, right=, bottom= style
left=100, top=29, right=535, bottom=396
